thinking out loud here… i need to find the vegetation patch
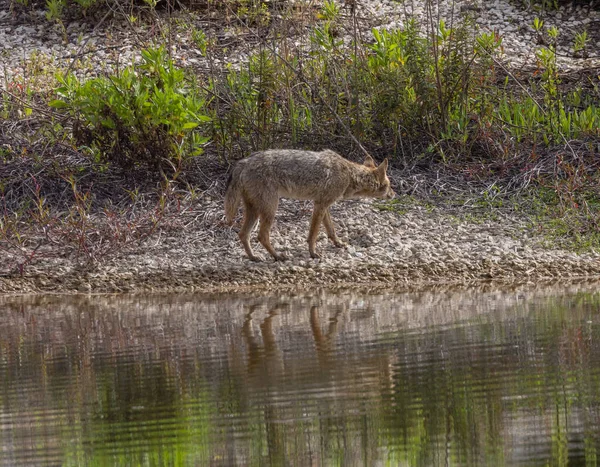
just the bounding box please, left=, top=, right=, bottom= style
left=50, top=46, right=210, bottom=172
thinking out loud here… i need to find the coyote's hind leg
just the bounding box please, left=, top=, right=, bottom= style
left=238, top=201, right=261, bottom=261
left=257, top=201, right=287, bottom=261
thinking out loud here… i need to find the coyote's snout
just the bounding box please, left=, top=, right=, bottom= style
left=224, top=149, right=395, bottom=261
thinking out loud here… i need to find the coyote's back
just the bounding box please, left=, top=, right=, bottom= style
left=224, top=149, right=395, bottom=261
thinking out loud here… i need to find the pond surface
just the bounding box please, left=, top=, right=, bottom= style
left=1, top=283, right=600, bottom=466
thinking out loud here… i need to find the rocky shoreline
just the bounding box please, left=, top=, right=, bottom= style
left=2, top=190, right=600, bottom=294
left=2, top=0, right=600, bottom=294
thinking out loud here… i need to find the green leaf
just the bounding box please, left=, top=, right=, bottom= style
left=101, top=118, right=116, bottom=129
left=48, top=99, right=69, bottom=109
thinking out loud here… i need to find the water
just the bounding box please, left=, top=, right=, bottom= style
left=1, top=283, right=600, bottom=466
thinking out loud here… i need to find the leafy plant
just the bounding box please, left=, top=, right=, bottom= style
left=532, top=17, right=544, bottom=32
left=319, top=0, right=341, bottom=21
left=238, top=0, right=270, bottom=27
left=547, top=25, right=559, bottom=44
left=143, top=0, right=158, bottom=9
left=44, top=0, right=64, bottom=22
left=50, top=47, right=210, bottom=171
left=73, top=0, right=99, bottom=13
left=192, top=28, right=209, bottom=55
left=45, top=0, right=67, bottom=41
left=573, top=30, right=588, bottom=57
left=532, top=17, right=545, bottom=44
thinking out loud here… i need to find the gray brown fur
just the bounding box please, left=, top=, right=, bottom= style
left=225, top=149, right=395, bottom=261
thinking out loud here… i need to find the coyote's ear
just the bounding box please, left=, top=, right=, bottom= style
left=375, top=158, right=389, bottom=181
left=363, top=155, right=376, bottom=168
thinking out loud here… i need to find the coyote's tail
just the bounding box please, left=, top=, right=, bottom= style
left=224, top=165, right=242, bottom=225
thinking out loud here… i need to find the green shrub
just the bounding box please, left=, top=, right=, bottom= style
left=211, top=8, right=503, bottom=162
left=51, top=47, right=210, bottom=171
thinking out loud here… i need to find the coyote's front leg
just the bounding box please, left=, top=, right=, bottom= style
left=308, top=204, right=327, bottom=258
left=308, top=203, right=345, bottom=258
left=323, top=209, right=347, bottom=248
left=258, top=214, right=287, bottom=261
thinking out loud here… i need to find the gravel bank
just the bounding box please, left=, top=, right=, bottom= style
left=2, top=1, right=600, bottom=294
left=1, top=190, right=599, bottom=294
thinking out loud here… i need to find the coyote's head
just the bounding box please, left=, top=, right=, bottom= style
left=362, top=155, right=395, bottom=200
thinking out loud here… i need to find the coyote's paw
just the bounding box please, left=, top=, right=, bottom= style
left=310, top=251, right=322, bottom=260
left=273, top=253, right=288, bottom=262
left=248, top=254, right=264, bottom=262
left=333, top=239, right=348, bottom=248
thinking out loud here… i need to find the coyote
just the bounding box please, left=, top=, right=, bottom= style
left=224, top=149, right=395, bottom=261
